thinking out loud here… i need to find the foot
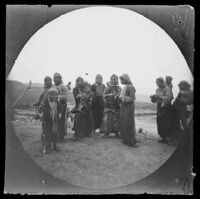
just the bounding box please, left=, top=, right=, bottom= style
left=115, top=132, right=120, bottom=138
left=53, top=145, right=60, bottom=152
left=103, top=133, right=109, bottom=137
left=158, top=138, right=168, bottom=143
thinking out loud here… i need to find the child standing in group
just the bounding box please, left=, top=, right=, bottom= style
left=42, top=87, right=62, bottom=154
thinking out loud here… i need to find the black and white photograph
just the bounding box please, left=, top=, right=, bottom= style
left=5, top=5, right=194, bottom=194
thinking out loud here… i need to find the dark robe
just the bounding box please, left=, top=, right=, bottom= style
left=120, top=85, right=136, bottom=146
left=100, top=84, right=121, bottom=134
left=42, top=100, right=61, bottom=149
left=91, top=83, right=105, bottom=130
left=172, top=92, right=191, bottom=141
left=155, top=86, right=173, bottom=140
left=73, top=84, right=93, bottom=138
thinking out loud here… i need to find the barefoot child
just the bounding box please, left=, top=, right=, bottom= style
left=42, top=87, right=62, bottom=154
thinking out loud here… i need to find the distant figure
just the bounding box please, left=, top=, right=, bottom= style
left=150, top=77, right=173, bottom=143
left=33, top=76, right=52, bottom=114
left=66, top=81, right=71, bottom=91
left=72, top=81, right=93, bottom=138
left=101, top=74, right=121, bottom=137
left=42, top=88, right=61, bottom=154
left=52, top=73, right=68, bottom=142
left=172, top=80, right=193, bottom=142
left=119, top=74, right=136, bottom=147
left=165, top=76, right=174, bottom=99
left=91, top=74, right=105, bottom=133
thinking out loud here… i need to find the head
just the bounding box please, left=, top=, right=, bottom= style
left=47, top=88, right=58, bottom=102
left=180, top=90, right=193, bottom=105
left=53, top=73, right=62, bottom=85
left=165, top=76, right=173, bottom=84
left=110, top=74, right=118, bottom=86
left=95, top=74, right=103, bottom=84
left=44, top=76, right=52, bottom=88
left=178, top=80, right=191, bottom=91
left=119, top=74, right=132, bottom=85
left=156, top=77, right=166, bottom=89
left=75, top=77, right=84, bottom=87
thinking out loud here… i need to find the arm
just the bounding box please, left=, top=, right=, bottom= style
left=162, top=88, right=172, bottom=104
left=123, top=86, right=136, bottom=103
left=59, top=85, right=68, bottom=101
left=34, top=91, right=44, bottom=106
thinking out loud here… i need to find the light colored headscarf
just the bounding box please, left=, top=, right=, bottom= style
left=119, top=74, right=132, bottom=84
left=44, top=76, right=52, bottom=88
left=53, top=73, right=63, bottom=84
left=156, top=77, right=166, bottom=87
left=47, top=87, right=58, bottom=124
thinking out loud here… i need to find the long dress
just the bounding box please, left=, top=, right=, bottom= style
left=172, top=91, right=193, bottom=141
left=100, top=84, right=121, bottom=134
left=156, top=86, right=173, bottom=139
left=91, top=83, right=105, bottom=130
left=73, top=84, right=93, bottom=138
left=42, top=100, right=61, bottom=149
left=52, top=83, right=68, bottom=140
left=120, top=84, right=136, bottom=146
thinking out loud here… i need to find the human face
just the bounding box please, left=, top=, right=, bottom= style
left=77, top=78, right=84, bottom=87
left=48, top=92, right=58, bottom=102
left=44, top=78, right=52, bottom=87
left=111, top=76, right=118, bottom=85
left=95, top=75, right=102, bottom=84
left=156, top=80, right=164, bottom=89
left=54, top=75, right=61, bottom=85
left=166, top=78, right=172, bottom=84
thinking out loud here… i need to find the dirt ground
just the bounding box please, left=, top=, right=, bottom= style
left=12, top=109, right=176, bottom=189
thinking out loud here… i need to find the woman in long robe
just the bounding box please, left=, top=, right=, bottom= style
left=52, top=73, right=68, bottom=142
left=91, top=74, right=105, bottom=132
left=119, top=74, right=136, bottom=147
left=151, top=77, right=173, bottom=143
left=100, top=74, right=121, bottom=137
left=73, top=81, right=93, bottom=138
left=172, top=81, right=193, bottom=142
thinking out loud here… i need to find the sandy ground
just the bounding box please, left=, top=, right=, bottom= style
left=12, top=109, right=176, bottom=189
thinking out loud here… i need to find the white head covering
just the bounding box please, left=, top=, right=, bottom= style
left=119, top=74, right=132, bottom=84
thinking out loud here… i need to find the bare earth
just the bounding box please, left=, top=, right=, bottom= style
left=12, top=109, right=176, bottom=189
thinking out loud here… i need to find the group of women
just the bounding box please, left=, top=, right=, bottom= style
left=72, top=73, right=136, bottom=147
left=150, top=76, right=193, bottom=144
left=34, top=72, right=193, bottom=154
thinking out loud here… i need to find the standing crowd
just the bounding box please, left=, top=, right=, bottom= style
left=34, top=73, right=193, bottom=154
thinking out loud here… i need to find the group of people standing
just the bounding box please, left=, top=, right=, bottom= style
left=34, top=72, right=193, bottom=154
left=34, top=72, right=137, bottom=154
left=150, top=76, right=193, bottom=144
left=72, top=73, right=136, bottom=147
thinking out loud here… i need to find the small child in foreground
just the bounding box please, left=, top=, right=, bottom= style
left=42, top=87, right=62, bottom=154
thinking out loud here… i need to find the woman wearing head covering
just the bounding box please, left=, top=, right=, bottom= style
left=42, top=87, right=62, bottom=154
left=150, top=77, right=173, bottom=143
left=172, top=80, right=193, bottom=143
left=165, top=76, right=174, bottom=99
left=119, top=74, right=136, bottom=146
left=100, top=74, right=121, bottom=137
left=33, top=76, right=52, bottom=113
left=52, top=73, right=68, bottom=142
left=91, top=74, right=105, bottom=133
left=73, top=77, right=84, bottom=108
left=73, top=81, right=93, bottom=138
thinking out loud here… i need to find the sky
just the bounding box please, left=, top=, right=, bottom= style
left=7, top=6, right=193, bottom=97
